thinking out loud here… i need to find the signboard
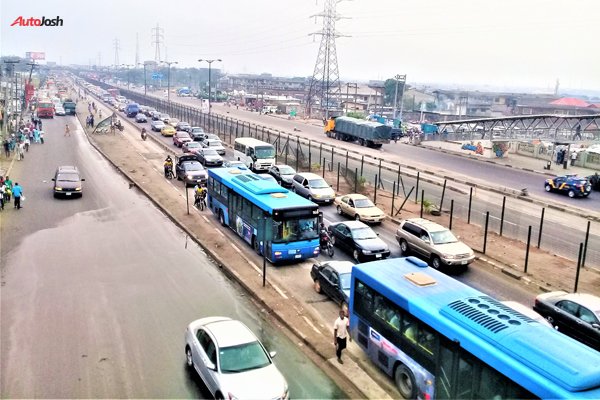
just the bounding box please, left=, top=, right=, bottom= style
left=25, top=52, right=45, bottom=60
left=151, top=73, right=163, bottom=80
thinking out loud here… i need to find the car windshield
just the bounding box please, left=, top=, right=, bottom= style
left=191, top=128, right=204, bottom=133
left=278, top=166, right=295, bottom=175
left=178, top=133, right=190, bottom=138
left=57, top=173, right=80, bottom=182
left=430, top=230, right=458, bottom=244
left=255, top=146, right=275, bottom=159
left=208, top=141, right=222, bottom=147
left=219, top=341, right=271, bottom=373
left=184, top=162, right=204, bottom=171
left=309, top=179, right=329, bottom=189
left=160, top=114, right=170, bottom=118
left=354, top=198, right=375, bottom=208
left=339, top=273, right=351, bottom=290
left=272, top=216, right=319, bottom=243
left=187, top=142, right=201, bottom=148
left=204, top=149, right=219, bottom=156
left=351, top=227, right=377, bottom=240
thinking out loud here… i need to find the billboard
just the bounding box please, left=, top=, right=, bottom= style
left=25, top=52, right=45, bottom=60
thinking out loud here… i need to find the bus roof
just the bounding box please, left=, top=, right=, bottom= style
left=209, top=167, right=318, bottom=214
left=352, top=257, right=600, bottom=396
left=233, top=137, right=274, bottom=147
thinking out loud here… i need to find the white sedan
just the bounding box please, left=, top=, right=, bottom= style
left=55, top=106, right=66, bottom=116
left=201, top=139, right=226, bottom=155
left=185, top=317, right=289, bottom=400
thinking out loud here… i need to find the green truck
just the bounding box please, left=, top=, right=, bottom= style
left=62, top=99, right=76, bottom=115
left=325, top=116, right=392, bottom=148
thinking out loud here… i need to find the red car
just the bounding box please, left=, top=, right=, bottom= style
left=173, top=131, right=192, bottom=148
left=182, top=141, right=203, bottom=154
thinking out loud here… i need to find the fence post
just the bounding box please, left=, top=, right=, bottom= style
left=295, top=138, right=300, bottom=171
left=524, top=225, right=532, bottom=273
left=374, top=174, right=378, bottom=204
left=537, top=207, right=545, bottom=248
left=500, top=196, right=506, bottom=236
left=308, top=140, right=312, bottom=171
left=360, top=155, right=364, bottom=177
left=337, top=162, right=340, bottom=191
left=582, top=220, right=591, bottom=268
left=449, top=199, right=454, bottom=230
left=322, top=157, right=326, bottom=178
left=415, top=172, right=420, bottom=203
left=345, top=151, right=349, bottom=174
left=396, top=165, right=401, bottom=195
left=574, top=243, right=584, bottom=292
left=331, top=146, right=334, bottom=169
left=483, top=211, right=489, bottom=254
left=468, top=187, right=473, bottom=224
left=354, top=168, right=358, bottom=192
left=439, top=179, right=447, bottom=212
left=319, top=143, right=322, bottom=164
left=420, top=189, right=425, bottom=218
left=391, top=181, right=396, bottom=216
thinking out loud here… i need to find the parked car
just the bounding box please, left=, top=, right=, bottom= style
left=201, top=139, right=226, bottom=155
left=173, top=131, right=192, bottom=147
left=184, top=317, right=289, bottom=400
left=52, top=166, right=85, bottom=198
left=189, top=126, right=206, bottom=141
left=310, top=260, right=353, bottom=315
left=268, top=164, right=296, bottom=188
left=182, top=141, right=203, bottom=154
left=223, top=160, right=247, bottom=169
left=175, top=154, right=208, bottom=186
left=151, top=120, right=165, bottom=132
left=501, top=301, right=553, bottom=328
left=197, top=148, right=224, bottom=167
left=257, top=173, right=278, bottom=183
left=395, top=218, right=475, bottom=270
left=334, top=193, right=385, bottom=224
left=545, top=174, right=592, bottom=198
left=291, top=172, right=335, bottom=204
left=328, top=221, right=390, bottom=262
left=161, top=125, right=176, bottom=137
left=175, top=121, right=191, bottom=132
left=534, top=291, right=600, bottom=351
left=135, top=113, right=147, bottom=123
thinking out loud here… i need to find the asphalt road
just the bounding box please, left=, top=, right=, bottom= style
left=0, top=115, right=344, bottom=399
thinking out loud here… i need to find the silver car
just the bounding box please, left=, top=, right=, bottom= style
left=185, top=316, right=289, bottom=400
left=201, top=139, right=226, bottom=155
left=150, top=120, right=165, bottom=131
left=291, top=172, right=335, bottom=204
left=395, top=218, right=475, bottom=270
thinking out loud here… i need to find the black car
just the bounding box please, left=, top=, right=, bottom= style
left=144, top=107, right=157, bottom=117
left=189, top=126, right=206, bottom=141
left=175, top=121, right=191, bottom=132
left=534, top=291, right=600, bottom=351
left=310, top=261, right=353, bottom=314
left=544, top=174, right=592, bottom=198
left=175, top=154, right=208, bottom=186
left=268, top=164, right=296, bottom=188
left=328, top=220, right=390, bottom=262
left=52, top=165, right=85, bottom=198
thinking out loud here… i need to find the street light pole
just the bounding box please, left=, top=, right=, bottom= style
left=121, top=64, right=133, bottom=89
left=161, top=61, right=178, bottom=102
left=198, top=59, right=221, bottom=114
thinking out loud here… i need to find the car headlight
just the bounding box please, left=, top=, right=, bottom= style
left=187, top=174, right=193, bottom=179
left=442, top=254, right=456, bottom=260
left=362, top=249, right=372, bottom=255
left=314, top=194, right=322, bottom=198
left=75, top=187, right=82, bottom=191
left=55, top=186, right=62, bottom=191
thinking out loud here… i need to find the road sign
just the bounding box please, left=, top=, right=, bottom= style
left=152, top=73, right=163, bottom=80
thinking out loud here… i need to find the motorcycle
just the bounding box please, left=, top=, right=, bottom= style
left=319, top=230, right=334, bottom=257
left=141, top=128, right=147, bottom=141
left=164, top=164, right=174, bottom=179
left=114, top=120, right=124, bottom=132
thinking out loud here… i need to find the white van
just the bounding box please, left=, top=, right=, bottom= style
left=233, top=137, right=276, bottom=172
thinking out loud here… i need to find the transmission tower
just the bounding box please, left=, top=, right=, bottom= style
left=113, top=38, right=120, bottom=67
left=306, top=0, right=347, bottom=120
left=135, top=33, right=140, bottom=66
left=151, top=24, right=164, bottom=63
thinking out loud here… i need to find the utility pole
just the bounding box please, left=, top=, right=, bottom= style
left=113, top=38, right=120, bottom=67
left=345, top=82, right=357, bottom=115
left=198, top=59, right=221, bottom=115
left=135, top=33, right=140, bottom=67
left=4, top=60, right=20, bottom=134
left=306, top=0, right=349, bottom=120
left=161, top=60, right=178, bottom=102
left=393, top=74, right=406, bottom=120
left=151, top=24, right=164, bottom=63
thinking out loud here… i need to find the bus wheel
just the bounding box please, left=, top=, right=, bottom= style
left=253, top=236, right=261, bottom=254
left=394, top=364, right=416, bottom=399
left=219, top=210, right=226, bottom=226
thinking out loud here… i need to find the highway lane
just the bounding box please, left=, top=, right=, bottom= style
left=0, top=115, right=344, bottom=399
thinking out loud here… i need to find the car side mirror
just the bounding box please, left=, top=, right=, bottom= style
left=205, top=360, right=217, bottom=371
left=593, top=323, right=600, bottom=330
left=51, top=178, right=55, bottom=181
left=269, top=351, right=277, bottom=359
left=81, top=178, right=85, bottom=181
left=376, top=233, right=380, bottom=236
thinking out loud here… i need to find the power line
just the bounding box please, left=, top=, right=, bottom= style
left=151, top=23, right=164, bottom=63
left=113, top=38, right=120, bottom=67
left=135, top=32, right=140, bottom=66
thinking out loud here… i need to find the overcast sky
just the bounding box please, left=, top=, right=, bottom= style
left=2, top=0, right=599, bottom=91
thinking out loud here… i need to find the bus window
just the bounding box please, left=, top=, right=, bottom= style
left=402, top=315, right=417, bottom=344
left=436, top=344, right=454, bottom=399
left=272, top=217, right=318, bottom=243
left=456, top=354, right=475, bottom=398
left=478, top=365, right=506, bottom=399
left=418, top=326, right=436, bottom=356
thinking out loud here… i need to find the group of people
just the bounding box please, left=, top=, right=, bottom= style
left=85, top=114, right=95, bottom=128
left=2, top=117, right=45, bottom=160
left=554, top=148, right=578, bottom=166
left=0, top=176, right=23, bottom=210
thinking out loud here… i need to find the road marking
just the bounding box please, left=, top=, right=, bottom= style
left=248, top=262, right=261, bottom=274
left=231, top=244, right=242, bottom=253
left=302, top=315, right=322, bottom=334
left=272, top=284, right=289, bottom=300
left=202, top=215, right=210, bottom=223
left=215, top=229, right=225, bottom=238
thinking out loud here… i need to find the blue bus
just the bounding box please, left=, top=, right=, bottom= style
left=349, top=257, right=600, bottom=399
left=207, top=167, right=320, bottom=263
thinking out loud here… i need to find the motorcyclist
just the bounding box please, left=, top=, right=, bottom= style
left=319, top=222, right=330, bottom=248
left=194, top=184, right=207, bottom=208
left=141, top=127, right=147, bottom=140
left=164, top=156, right=174, bottom=177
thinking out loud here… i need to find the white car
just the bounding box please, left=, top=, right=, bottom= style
left=201, top=139, right=226, bottom=155
left=55, top=106, right=66, bottom=116
left=185, top=317, right=289, bottom=400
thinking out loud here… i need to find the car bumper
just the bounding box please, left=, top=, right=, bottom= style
left=442, top=255, right=475, bottom=266
left=216, top=150, right=226, bottom=155
left=204, top=161, right=223, bottom=167
left=360, top=251, right=391, bottom=262
left=54, top=190, right=82, bottom=197
left=312, top=197, right=334, bottom=204
left=360, top=216, right=385, bottom=223
left=184, top=177, right=207, bottom=185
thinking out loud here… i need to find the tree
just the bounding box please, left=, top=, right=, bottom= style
left=384, top=78, right=407, bottom=106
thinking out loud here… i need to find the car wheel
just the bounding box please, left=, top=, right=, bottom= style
left=337, top=205, right=343, bottom=215
left=431, top=256, right=442, bottom=269
left=314, top=279, right=322, bottom=294
left=331, top=236, right=336, bottom=246
left=568, top=190, right=575, bottom=198
left=215, top=393, right=224, bottom=400
left=253, top=236, right=260, bottom=254
left=353, top=249, right=361, bottom=262
left=399, top=239, right=410, bottom=255
left=185, top=346, right=193, bottom=369
left=544, top=184, right=551, bottom=192
left=394, top=364, right=416, bottom=400
left=354, top=214, right=361, bottom=221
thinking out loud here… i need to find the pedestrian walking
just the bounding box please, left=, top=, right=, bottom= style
left=33, top=128, right=40, bottom=143
left=571, top=151, right=578, bottom=166
left=64, top=124, right=71, bottom=137
left=12, top=182, right=22, bottom=209
left=0, top=180, right=6, bottom=211
left=24, top=136, right=30, bottom=152
left=333, top=309, right=350, bottom=364
left=3, top=139, right=10, bottom=157
left=17, top=142, right=25, bottom=160
left=40, top=130, right=45, bottom=144
left=90, top=114, right=95, bottom=127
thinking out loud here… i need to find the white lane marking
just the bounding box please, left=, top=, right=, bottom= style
left=202, top=215, right=210, bottom=223
left=272, top=284, right=289, bottom=300
left=215, top=229, right=225, bottom=238
left=249, top=262, right=262, bottom=274
left=302, top=316, right=322, bottom=334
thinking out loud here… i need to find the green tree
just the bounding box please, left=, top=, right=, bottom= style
left=384, top=78, right=407, bottom=106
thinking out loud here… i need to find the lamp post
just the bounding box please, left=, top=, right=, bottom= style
left=392, top=74, right=406, bottom=120
left=121, top=64, right=133, bottom=89
left=198, top=58, right=221, bottom=114
left=139, top=61, right=154, bottom=96
left=161, top=61, right=178, bottom=102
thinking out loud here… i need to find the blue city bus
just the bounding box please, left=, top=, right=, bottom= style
left=349, top=257, right=600, bottom=399
left=207, top=167, right=321, bottom=263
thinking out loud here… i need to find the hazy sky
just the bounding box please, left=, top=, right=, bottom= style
left=2, top=0, right=599, bottom=91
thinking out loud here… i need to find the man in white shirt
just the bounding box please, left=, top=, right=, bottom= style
left=333, top=309, right=350, bottom=364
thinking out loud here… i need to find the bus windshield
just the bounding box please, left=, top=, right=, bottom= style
left=255, top=146, right=275, bottom=159
left=272, top=216, right=319, bottom=243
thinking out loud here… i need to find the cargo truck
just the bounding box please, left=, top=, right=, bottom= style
left=324, top=116, right=391, bottom=148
